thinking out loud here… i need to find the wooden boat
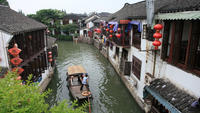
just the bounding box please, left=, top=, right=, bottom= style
left=66, top=65, right=92, bottom=100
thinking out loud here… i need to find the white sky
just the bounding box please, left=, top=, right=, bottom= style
left=7, top=0, right=143, bottom=15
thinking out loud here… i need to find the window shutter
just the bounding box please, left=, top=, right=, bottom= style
left=161, top=21, right=170, bottom=60
left=172, top=21, right=183, bottom=64
left=188, top=22, right=200, bottom=68
left=124, top=62, right=131, bottom=75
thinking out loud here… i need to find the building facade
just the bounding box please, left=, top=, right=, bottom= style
left=0, top=5, right=57, bottom=92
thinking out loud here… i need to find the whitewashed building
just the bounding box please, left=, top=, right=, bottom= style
left=104, top=0, right=200, bottom=113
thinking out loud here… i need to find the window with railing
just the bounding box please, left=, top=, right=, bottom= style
left=161, top=20, right=200, bottom=76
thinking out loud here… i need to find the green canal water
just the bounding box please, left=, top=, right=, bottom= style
left=46, top=41, right=144, bottom=113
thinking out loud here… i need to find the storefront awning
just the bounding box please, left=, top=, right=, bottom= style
left=144, top=79, right=195, bottom=113
left=155, top=11, right=200, bottom=20
left=128, top=21, right=141, bottom=32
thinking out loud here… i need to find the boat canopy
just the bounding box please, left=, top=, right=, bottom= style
left=67, top=65, right=87, bottom=76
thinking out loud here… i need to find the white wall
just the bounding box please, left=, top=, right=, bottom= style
left=80, top=29, right=84, bottom=37
left=129, top=20, right=148, bottom=100
left=69, top=19, right=73, bottom=24
left=0, top=30, right=13, bottom=68
left=87, top=22, right=94, bottom=29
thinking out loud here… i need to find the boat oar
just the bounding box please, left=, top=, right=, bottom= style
left=81, top=91, right=91, bottom=113
left=88, top=96, right=91, bottom=113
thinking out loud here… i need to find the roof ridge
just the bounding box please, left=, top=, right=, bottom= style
left=0, top=4, right=9, bottom=8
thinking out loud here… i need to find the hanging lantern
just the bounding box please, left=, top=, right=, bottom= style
left=48, top=55, right=52, bottom=58
left=117, top=28, right=121, bottom=32
left=16, top=76, right=22, bottom=80
left=152, top=24, right=163, bottom=50
left=97, top=29, right=101, bottom=33
left=109, top=35, right=113, bottom=38
left=8, top=44, right=22, bottom=57
left=110, top=30, right=113, bottom=33
left=10, top=57, right=23, bottom=66
left=153, top=32, right=162, bottom=39
left=153, top=40, right=161, bottom=46
left=106, top=28, right=109, bottom=32
left=110, top=24, right=113, bottom=28
left=48, top=51, right=52, bottom=55
left=154, top=24, right=163, bottom=30
left=49, top=58, right=53, bottom=62
left=12, top=67, right=24, bottom=75
left=116, top=33, right=121, bottom=38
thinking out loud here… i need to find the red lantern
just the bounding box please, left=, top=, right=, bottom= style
left=153, top=40, right=161, bottom=46
left=110, top=25, right=113, bottom=28
left=16, top=76, right=22, bottom=80
left=117, top=28, right=121, bottom=32
left=109, top=35, right=113, bottom=38
left=48, top=55, right=52, bottom=58
left=110, top=30, right=113, bottom=33
left=152, top=24, right=163, bottom=50
left=116, top=33, right=121, bottom=38
left=8, top=44, right=22, bottom=57
left=48, top=51, right=52, bottom=55
left=11, top=57, right=23, bottom=66
left=97, top=29, right=101, bottom=33
left=106, top=28, right=109, bottom=31
left=154, top=24, right=163, bottom=30
left=49, top=58, right=53, bottom=62
left=153, top=32, right=162, bottom=39
left=12, top=67, right=24, bottom=75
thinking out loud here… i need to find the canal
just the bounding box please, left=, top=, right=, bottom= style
left=46, top=41, right=144, bottom=113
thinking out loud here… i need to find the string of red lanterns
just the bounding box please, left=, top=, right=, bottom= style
left=8, top=43, right=24, bottom=79
left=152, top=24, right=163, bottom=50
left=48, top=51, right=53, bottom=62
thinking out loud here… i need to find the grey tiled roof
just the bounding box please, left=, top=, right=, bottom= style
left=107, top=1, right=146, bottom=22
left=157, top=0, right=200, bottom=13
left=107, top=0, right=200, bottom=22
left=94, top=17, right=109, bottom=23
left=0, top=5, right=46, bottom=35
left=149, top=79, right=196, bottom=113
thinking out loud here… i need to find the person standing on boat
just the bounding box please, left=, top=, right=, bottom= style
left=80, top=74, right=88, bottom=91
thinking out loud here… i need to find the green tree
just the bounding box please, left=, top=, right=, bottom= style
left=61, top=24, right=79, bottom=35
left=0, top=0, right=9, bottom=6
left=27, top=9, right=66, bottom=26
left=0, top=71, right=87, bottom=113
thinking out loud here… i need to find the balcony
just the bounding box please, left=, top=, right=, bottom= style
left=112, top=35, right=131, bottom=47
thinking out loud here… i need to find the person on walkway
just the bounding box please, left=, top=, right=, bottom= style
left=189, top=98, right=200, bottom=113
left=191, top=98, right=200, bottom=108
left=80, top=74, right=88, bottom=91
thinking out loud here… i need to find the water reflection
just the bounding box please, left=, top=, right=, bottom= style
left=46, top=41, right=144, bottom=113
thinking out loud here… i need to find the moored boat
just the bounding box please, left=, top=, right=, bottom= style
left=66, top=65, right=92, bottom=100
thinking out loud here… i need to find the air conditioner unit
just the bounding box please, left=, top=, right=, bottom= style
left=145, top=73, right=154, bottom=85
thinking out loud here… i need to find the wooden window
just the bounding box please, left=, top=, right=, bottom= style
left=132, top=25, right=141, bottom=49
left=132, top=56, right=141, bottom=80
left=161, top=20, right=200, bottom=76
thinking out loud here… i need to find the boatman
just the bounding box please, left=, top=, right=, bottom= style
left=80, top=74, right=88, bottom=91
